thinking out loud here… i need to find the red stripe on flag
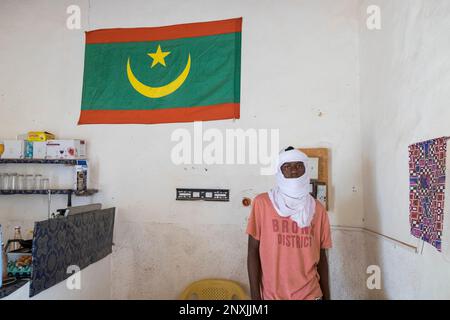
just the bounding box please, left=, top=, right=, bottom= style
left=86, top=18, right=242, bottom=44
left=78, top=103, right=240, bottom=125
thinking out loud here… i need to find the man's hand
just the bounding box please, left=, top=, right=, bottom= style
left=247, top=235, right=262, bottom=300
left=318, top=249, right=330, bottom=300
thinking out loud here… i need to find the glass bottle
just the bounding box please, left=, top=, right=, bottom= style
left=11, top=226, right=22, bottom=251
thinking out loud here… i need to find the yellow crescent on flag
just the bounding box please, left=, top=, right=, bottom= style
left=126, top=53, right=191, bottom=99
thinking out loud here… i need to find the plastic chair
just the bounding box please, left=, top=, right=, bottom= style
left=179, top=279, right=248, bottom=300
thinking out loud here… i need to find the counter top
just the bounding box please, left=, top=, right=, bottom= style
left=0, top=279, right=29, bottom=299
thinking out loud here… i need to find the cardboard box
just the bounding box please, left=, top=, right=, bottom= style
left=46, top=140, right=86, bottom=159
left=16, top=134, right=28, bottom=140
left=1, top=140, right=24, bottom=159
left=27, top=131, right=55, bottom=142
left=33, top=141, right=47, bottom=159
left=24, top=141, right=48, bottom=159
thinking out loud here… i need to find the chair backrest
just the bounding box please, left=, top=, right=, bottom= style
left=179, top=279, right=248, bottom=300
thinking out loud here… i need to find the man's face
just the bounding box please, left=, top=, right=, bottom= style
left=281, top=161, right=305, bottom=179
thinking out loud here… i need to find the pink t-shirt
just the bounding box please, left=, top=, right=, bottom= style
left=246, top=192, right=332, bottom=300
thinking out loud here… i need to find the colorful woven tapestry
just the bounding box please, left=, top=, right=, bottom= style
left=409, top=137, right=449, bottom=251
left=79, top=18, right=242, bottom=124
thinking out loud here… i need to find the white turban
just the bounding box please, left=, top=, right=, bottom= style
left=268, top=148, right=316, bottom=228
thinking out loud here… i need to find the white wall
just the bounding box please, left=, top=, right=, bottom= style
left=0, top=0, right=365, bottom=299
left=359, top=0, right=450, bottom=299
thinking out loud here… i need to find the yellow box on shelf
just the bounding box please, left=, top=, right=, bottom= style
left=27, top=131, right=55, bottom=142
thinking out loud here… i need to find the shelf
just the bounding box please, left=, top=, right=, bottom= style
left=0, top=159, right=86, bottom=165
left=0, top=157, right=96, bottom=206
left=0, top=189, right=98, bottom=196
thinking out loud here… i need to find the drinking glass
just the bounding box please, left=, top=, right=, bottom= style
left=25, top=174, right=35, bottom=190
left=40, top=178, right=50, bottom=190
left=2, top=174, right=9, bottom=190
left=17, top=174, right=25, bottom=190
left=0, top=174, right=5, bottom=190
left=34, top=174, right=42, bottom=190
left=10, top=173, right=18, bottom=190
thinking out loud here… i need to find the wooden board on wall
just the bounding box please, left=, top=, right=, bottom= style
left=299, top=148, right=329, bottom=209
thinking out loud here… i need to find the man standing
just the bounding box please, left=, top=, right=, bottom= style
left=247, top=147, right=332, bottom=300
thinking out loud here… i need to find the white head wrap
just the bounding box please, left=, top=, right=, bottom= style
left=268, top=148, right=316, bottom=228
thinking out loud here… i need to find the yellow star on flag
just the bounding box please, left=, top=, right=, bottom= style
left=148, top=45, right=171, bottom=68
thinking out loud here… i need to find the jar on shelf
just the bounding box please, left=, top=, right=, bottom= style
left=25, top=174, right=34, bottom=190
left=17, top=174, right=25, bottom=190
left=9, top=173, right=18, bottom=190
left=40, top=178, right=50, bottom=190
left=0, top=173, right=7, bottom=190
left=34, top=174, right=42, bottom=190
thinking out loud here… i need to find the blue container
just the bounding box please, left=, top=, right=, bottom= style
left=24, top=141, right=33, bottom=159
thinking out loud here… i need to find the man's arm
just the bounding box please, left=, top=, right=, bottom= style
left=317, top=249, right=330, bottom=300
left=247, top=235, right=262, bottom=300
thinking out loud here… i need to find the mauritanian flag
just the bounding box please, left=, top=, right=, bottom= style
left=79, top=18, right=242, bottom=125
